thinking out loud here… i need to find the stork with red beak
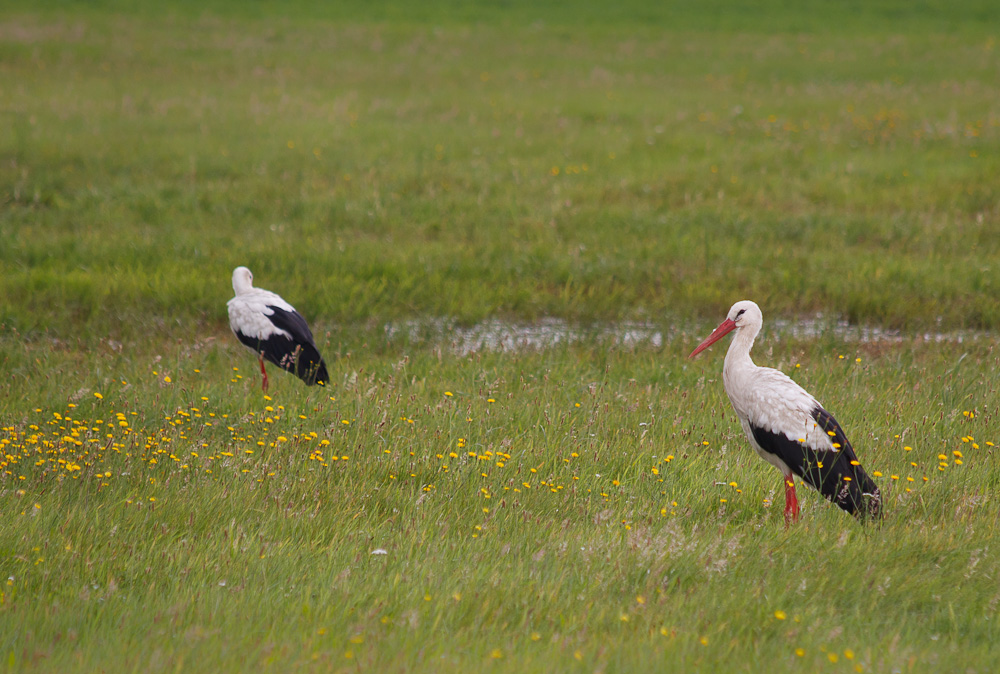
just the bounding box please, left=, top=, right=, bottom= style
left=689, top=300, right=881, bottom=524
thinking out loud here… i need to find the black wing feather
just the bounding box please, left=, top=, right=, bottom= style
left=237, top=306, right=329, bottom=386
left=750, top=406, right=881, bottom=520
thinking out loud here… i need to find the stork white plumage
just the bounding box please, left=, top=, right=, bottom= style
left=227, top=266, right=329, bottom=392
left=689, top=300, right=881, bottom=524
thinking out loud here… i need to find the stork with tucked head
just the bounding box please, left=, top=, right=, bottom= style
left=227, top=266, right=329, bottom=392
left=689, top=300, right=881, bottom=524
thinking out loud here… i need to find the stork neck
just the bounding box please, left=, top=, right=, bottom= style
left=723, top=325, right=758, bottom=374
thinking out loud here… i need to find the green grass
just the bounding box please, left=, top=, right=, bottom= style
left=2, top=0, right=999, bottom=334
left=3, top=1, right=1000, bottom=672
left=2, top=331, right=1000, bottom=672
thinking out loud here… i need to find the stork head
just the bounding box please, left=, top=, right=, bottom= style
left=232, top=266, right=254, bottom=295
left=688, top=300, right=762, bottom=358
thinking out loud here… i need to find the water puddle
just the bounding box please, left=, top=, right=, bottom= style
left=383, top=317, right=987, bottom=355
left=384, top=318, right=664, bottom=355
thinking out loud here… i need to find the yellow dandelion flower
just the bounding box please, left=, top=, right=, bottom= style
left=774, top=610, right=787, bottom=620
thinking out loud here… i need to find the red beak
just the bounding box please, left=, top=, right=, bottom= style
left=688, top=318, right=737, bottom=358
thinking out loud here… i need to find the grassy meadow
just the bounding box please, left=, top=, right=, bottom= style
left=2, top=1, right=1000, bottom=672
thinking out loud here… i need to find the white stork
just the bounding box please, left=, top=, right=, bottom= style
left=227, top=266, right=329, bottom=392
left=689, top=300, right=881, bottom=524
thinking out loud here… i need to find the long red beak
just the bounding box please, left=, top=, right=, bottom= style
left=688, top=318, right=737, bottom=358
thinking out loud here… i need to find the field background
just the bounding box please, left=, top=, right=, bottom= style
left=2, top=1, right=1000, bottom=672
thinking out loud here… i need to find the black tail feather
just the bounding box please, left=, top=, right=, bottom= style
left=293, top=342, right=329, bottom=386
left=823, top=457, right=881, bottom=520
left=807, top=408, right=882, bottom=521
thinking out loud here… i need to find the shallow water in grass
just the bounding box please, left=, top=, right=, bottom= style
left=383, top=317, right=991, bottom=356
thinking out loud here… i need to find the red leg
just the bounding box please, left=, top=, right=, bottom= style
left=783, top=474, right=800, bottom=526
left=259, top=354, right=269, bottom=393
